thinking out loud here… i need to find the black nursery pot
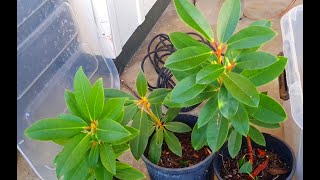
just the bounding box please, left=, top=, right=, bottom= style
left=212, top=133, right=296, bottom=180
left=141, top=114, right=214, bottom=180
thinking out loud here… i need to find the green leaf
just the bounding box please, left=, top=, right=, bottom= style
left=104, top=88, right=135, bottom=105
left=130, top=111, right=151, bottom=160
left=100, top=143, right=116, bottom=174
left=95, top=165, right=113, bottom=180
left=218, top=86, right=239, bottom=119
left=236, top=52, right=277, bottom=70
left=250, top=119, right=280, bottom=129
left=64, top=90, right=82, bottom=118
left=164, top=46, right=212, bottom=71
left=111, top=126, right=140, bottom=145
left=173, top=0, right=214, bottom=41
left=164, top=84, right=217, bottom=108
left=121, top=104, right=139, bottom=125
left=170, top=75, right=208, bottom=103
left=114, top=110, right=125, bottom=123
left=151, top=104, right=162, bottom=120
left=239, top=161, right=252, bottom=174
left=217, top=0, right=241, bottom=43
left=24, top=118, right=86, bottom=140
left=162, top=107, right=181, bottom=123
left=230, top=104, right=249, bottom=136
left=165, top=122, right=191, bottom=133
left=248, top=126, right=266, bottom=146
left=228, top=130, right=242, bottom=158
left=149, top=128, right=163, bottom=164
left=247, top=93, right=287, bottom=124
left=115, top=161, right=146, bottom=180
left=191, top=122, right=208, bottom=150
left=196, top=64, right=225, bottom=84
left=73, top=67, right=92, bottom=121
left=64, top=158, right=90, bottom=180
left=99, top=98, right=127, bottom=121
left=169, top=32, right=208, bottom=49
left=88, top=78, right=104, bottom=120
left=171, top=65, right=203, bottom=81
left=164, top=130, right=182, bottom=157
left=207, top=116, right=229, bottom=153
left=198, top=94, right=219, bottom=127
left=97, top=119, right=131, bottom=143
left=113, top=144, right=130, bottom=158
left=250, top=20, right=271, bottom=28
left=225, top=46, right=260, bottom=61
left=241, top=56, right=288, bottom=86
left=56, top=133, right=91, bottom=177
left=222, top=72, right=259, bottom=107
left=227, top=26, right=276, bottom=49
left=88, top=145, right=99, bottom=167
left=136, top=71, right=148, bottom=97
left=148, top=88, right=171, bottom=104
left=52, top=139, right=69, bottom=145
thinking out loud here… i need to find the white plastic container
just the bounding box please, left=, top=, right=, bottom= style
left=17, top=0, right=120, bottom=179
left=280, top=5, right=303, bottom=180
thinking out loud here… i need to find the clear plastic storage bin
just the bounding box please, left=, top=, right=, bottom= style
left=280, top=5, right=303, bottom=180
left=17, top=0, right=120, bottom=179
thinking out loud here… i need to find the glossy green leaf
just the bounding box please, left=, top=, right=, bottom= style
left=73, top=67, right=92, bottom=121
left=52, top=139, right=69, bottom=145
left=64, top=90, right=82, bottom=118
left=164, top=130, right=182, bottom=157
left=173, top=0, right=214, bottom=41
left=136, top=71, right=148, bottom=97
left=99, top=98, right=127, bottom=121
left=148, top=128, right=163, bottom=164
left=218, top=86, right=239, bottom=119
left=225, top=46, right=260, bottom=61
left=171, top=65, right=203, bottom=81
left=239, top=161, right=253, bottom=174
left=121, top=104, right=139, bottom=125
left=250, top=20, right=271, bottom=28
left=24, top=118, right=86, bottom=140
left=169, top=32, right=208, bottom=49
left=191, top=122, right=208, bottom=150
left=113, top=144, right=130, bottom=158
left=207, top=116, right=229, bottom=153
left=164, top=46, right=212, bottom=71
left=111, top=126, right=140, bottom=145
left=95, top=165, right=113, bottom=180
left=230, top=104, right=249, bottom=136
left=56, top=133, right=91, bottom=177
left=227, top=26, right=276, bottom=49
left=162, top=108, right=181, bottom=123
left=88, top=78, right=104, bottom=120
left=151, top=104, right=162, bottom=120
left=217, top=0, right=241, bottom=43
left=114, top=110, right=125, bottom=123
left=104, top=88, right=135, bottom=105
left=171, top=75, right=208, bottom=103
left=247, top=93, right=287, bottom=124
left=96, top=119, right=131, bottom=143
left=228, top=130, right=242, bottom=158
left=165, top=122, right=191, bottom=133
left=115, top=161, right=146, bottom=180
left=222, top=72, right=259, bottom=107
left=148, top=88, right=171, bottom=104
left=198, top=94, right=219, bottom=127
left=130, top=111, right=151, bottom=160
left=236, top=52, right=277, bottom=70
left=64, top=158, right=90, bottom=180
left=196, top=64, right=225, bottom=84
left=248, top=126, right=266, bottom=146
left=100, top=143, right=116, bottom=174
left=250, top=119, right=280, bottom=129
left=88, top=145, right=99, bottom=167
left=241, top=56, right=288, bottom=86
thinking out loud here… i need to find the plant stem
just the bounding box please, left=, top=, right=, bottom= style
left=246, top=136, right=254, bottom=164
left=145, top=107, right=163, bottom=128
left=247, top=157, right=269, bottom=180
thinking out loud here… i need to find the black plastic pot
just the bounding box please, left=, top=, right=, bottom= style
left=212, top=133, right=296, bottom=179
left=142, top=114, right=214, bottom=180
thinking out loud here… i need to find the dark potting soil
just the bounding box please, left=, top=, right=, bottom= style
left=220, top=147, right=290, bottom=180
left=145, top=132, right=211, bottom=168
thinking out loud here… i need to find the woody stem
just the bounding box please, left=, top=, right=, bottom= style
left=145, top=107, right=163, bottom=128
left=246, top=136, right=254, bottom=164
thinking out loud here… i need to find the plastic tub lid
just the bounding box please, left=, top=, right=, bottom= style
left=17, top=0, right=119, bottom=179
left=280, top=5, right=303, bottom=130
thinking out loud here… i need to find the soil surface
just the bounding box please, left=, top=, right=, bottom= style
left=220, top=147, right=290, bottom=180
left=145, top=132, right=211, bottom=168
